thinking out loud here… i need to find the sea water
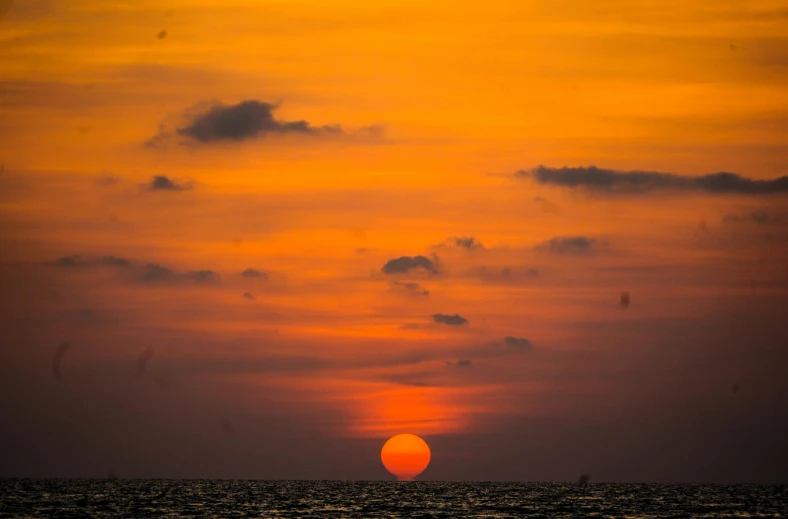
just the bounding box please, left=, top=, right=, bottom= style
left=1, top=479, right=786, bottom=518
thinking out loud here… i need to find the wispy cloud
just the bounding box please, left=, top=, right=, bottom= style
left=148, top=100, right=342, bottom=147
left=503, top=336, right=533, bottom=351
left=392, top=281, right=430, bottom=297
left=381, top=255, right=440, bottom=275
left=432, top=313, right=469, bottom=326
left=241, top=268, right=268, bottom=279
left=534, top=236, right=597, bottom=255
left=518, top=165, right=788, bottom=195
left=434, top=236, right=484, bottom=250
left=143, top=175, right=192, bottom=192
left=722, top=210, right=785, bottom=224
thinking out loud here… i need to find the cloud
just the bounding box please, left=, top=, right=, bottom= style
left=392, top=281, right=430, bottom=297
left=436, top=236, right=485, bottom=250
left=432, top=313, right=468, bottom=326
left=722, top=210, right=785, bottom=224
left=100, top=256, right=132, bottom=267
left=382, top=373, right=433, bottom=388
left=381, top=255, right=440, bottom=275
left=47, top=256, right=225, bottom=286
left=143, top=175, right=192, bottom=191
left=54, top=255, right=83, bottom=267
left=52, top=255, right=132, bottom=268
left=532, top=195, right=563, bottom=215
left=183, top=270, right=220, bottom=283
left=504, top=336, right=534, bottom=350
left=242, top=292, right=256, bottom=300
left=95, top=173, right=121, bottom=187
left=139, top=263, right=176, bottom=283
left=170, top=100, right=342, bottom=144
left=534, top=236, right=597, bottom=255
left=468, top=266, right=538, bottom=282
left=517, top=165, right=788, bottom=195
left=241, top=268, right=268, bottom=279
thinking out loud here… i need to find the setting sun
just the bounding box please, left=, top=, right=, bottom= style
left=380, top=434, right=431, bottom=481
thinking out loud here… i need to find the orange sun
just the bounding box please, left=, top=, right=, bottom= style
left=380, top=433, right=431, bottom=480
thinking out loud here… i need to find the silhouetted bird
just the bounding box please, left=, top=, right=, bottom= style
left=620, top=291, right=630, bottom=309
left=157, top=29, right=167, bottom=39
left=578, top=474, right=590, bottom=485
left=220, top=419, right=234, bottom=436
left=137, top=348, right=154, bottom=375
left=52, top=342, right=71, bottom=379
left=154, top=376, right=170, bottom=391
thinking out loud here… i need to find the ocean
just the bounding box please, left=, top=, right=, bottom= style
left=1, top=480, right=785, bottom=518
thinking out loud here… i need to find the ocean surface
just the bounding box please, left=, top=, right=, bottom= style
left=0, top=480, right=786, bottom=518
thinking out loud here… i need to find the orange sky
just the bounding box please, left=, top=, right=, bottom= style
left=0, top=0, right=787, bottom=481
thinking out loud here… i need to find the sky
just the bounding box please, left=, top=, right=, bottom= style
left=0, top=0, right=787, bottom=483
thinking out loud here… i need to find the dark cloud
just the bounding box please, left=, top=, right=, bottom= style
left=242, top=292, right=256, bottom=301
left=100, top=256, right=132, bottom=267
left=438, top=236, right=484, bottom=250
left=382, top=373, right=433, bottom=388
left=532, top=195, right=563, bottom=215
left=174, top=100, right=342, bottom=143
left=52, top=255, right=132, bottom=268
left=183, top=270, right=220, bottom=283
left=433, top=313, right=468, bottom=326
left=55, top=255, right=83, bottom=267
left=144, top=175, right=192, bottom=191
left=535, top=236, right=597, bottom=255
left=392, top=281, right=430, bottom=297
left=381, top=255, right=440, bottom=275
left=241, top=268, right=268, bottom=279
left=137, top=348, right=154, bottom=376
left=722, top=210, right=785, bottom=224
left=135, top=264, right=221, bottom=285
left=95, top=173, right=121, bottom=187
left=504, top=336, right=533, bottom=350
left=518, top=165, right=788, bottom=195
left=52, top=341, right=70, bottom=379
left=469, top=266, right=538, bottom=282
left=49, top=257, right=221, bottom=285
left=139, top=263, right=176, bottom=283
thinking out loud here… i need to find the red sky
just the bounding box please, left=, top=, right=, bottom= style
left=1, top=0, right=787, bottom=482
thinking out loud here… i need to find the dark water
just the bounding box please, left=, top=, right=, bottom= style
left=1, top=480, right=786, bottom=518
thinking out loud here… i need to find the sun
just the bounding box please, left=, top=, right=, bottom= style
left=380, top=433, right=431, bottom=481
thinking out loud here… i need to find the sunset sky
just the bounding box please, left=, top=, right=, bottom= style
left=1, top=0, right=787, bottom=482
